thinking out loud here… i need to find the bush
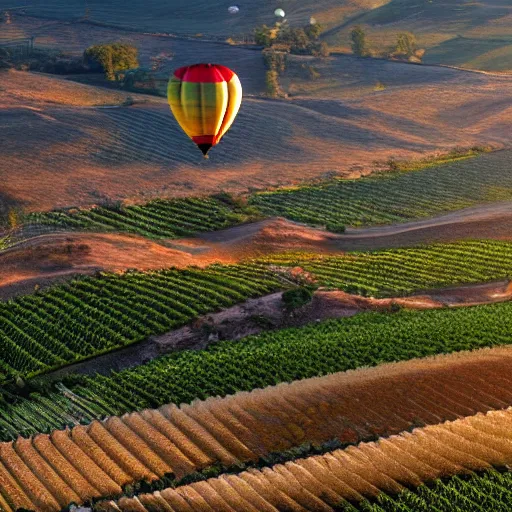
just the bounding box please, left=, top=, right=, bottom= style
left=282, top=287, right=314, bottom=310
left=84, top=43, right=139, bottom=80
left=325, top=223, right=346, bottom=233
left=265, top=70, right=280, bottom=97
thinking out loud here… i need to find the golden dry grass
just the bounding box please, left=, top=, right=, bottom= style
left=109, top=405, right=512, bottom=511
left=3, top=346, right=512, bottom=510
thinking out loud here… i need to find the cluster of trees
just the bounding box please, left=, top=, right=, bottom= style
left=255, top=22, right=329, bottom=57
left=351, top=26, right=424, bottom=62
left=84, top=43, right=139, bottom=80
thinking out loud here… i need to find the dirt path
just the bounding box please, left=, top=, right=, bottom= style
left=2, top=201, right=512, bottom=299
left=38, top=280, right=511, bottom=383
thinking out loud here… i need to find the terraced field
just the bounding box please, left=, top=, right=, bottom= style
left=1, top=293, right=512, bottom=439
left=3, top=344, right=512, bottom=510
left=102, top=407, right=512, bottom=511
left=0, top=263, right=281, bottom=381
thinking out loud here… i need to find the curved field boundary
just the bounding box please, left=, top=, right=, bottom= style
left=3, top=346, right=512, bottom=510
left=250, top=149, right=512, bottom=230
left=103, top=406, right=512, bottom=511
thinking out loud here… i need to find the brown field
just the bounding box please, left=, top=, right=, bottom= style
left=107, top=404, right=512, bottom=511
left=3, top=345, right=512, bottom=510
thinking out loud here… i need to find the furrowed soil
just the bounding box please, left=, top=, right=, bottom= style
left=4, top=344, right=512, bottom=511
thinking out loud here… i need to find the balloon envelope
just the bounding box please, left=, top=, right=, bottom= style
left=167, top=63, right=242, bottom=156
left=274, top=8, right=285, bottom=17
left=228, top=5, right=239, bottom=14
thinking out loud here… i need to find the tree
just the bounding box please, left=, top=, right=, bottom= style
left=304, top=22, right=323, bottom=41
left=351, top=26, right=369, bottom=57
left=254, top=25, right=275, bottom=47
left=84, top=43, right=139, bottom=80
left=395, top=32, right=417, bottom=57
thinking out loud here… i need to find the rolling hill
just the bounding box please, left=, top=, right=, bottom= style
left=2, top=59, right=512, bottom=214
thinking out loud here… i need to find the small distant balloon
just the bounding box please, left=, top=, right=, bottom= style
left=310, top=16, right=317, bottom=24
left=228, top=5, right=239, bottom=14
left=274, top=8, right=285, bottom=17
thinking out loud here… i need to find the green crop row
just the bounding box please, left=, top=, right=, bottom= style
left=26, top=196, right=251, bottom=239
left=2, top=299, right=512, bottom=440
left=258, top=239, right=512, bottom=296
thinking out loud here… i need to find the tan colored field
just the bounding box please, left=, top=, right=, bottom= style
left=2, top=61, right=512, bottom=214
left=3, top=345, right=512, bottom=510
left=106, top=405, right=512, bottom=511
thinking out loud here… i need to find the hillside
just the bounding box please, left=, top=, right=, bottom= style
left=2, top=61, right=512, bottom=214
left=1, top=1, right=512, bottom=71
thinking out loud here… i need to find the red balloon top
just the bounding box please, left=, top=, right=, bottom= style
left=173, top=63, right=236, bottom=83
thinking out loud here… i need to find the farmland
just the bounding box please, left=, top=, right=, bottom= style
left=1, top=296, right=512, bottom=440
left=1, top=2, right=512, bottom=510
left=261, top=240, right=512, bottom=296
left=0, top=238, right=511, bottom=380
left=101, top=407, right=512, bottom=512
left=0, top=263, right=282, bottom=381
left=251, top=149, right=512, bottom=229
left=28, top=196, right=251, bottom=239
left=2, top=54, right=512, bottom=213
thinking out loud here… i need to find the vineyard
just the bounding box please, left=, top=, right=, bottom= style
left=250, top=149, right=512, bottom=228
left=27, top=196, right=251, bottom=239
left=0, top=263, right=282, bottom=381
left=26, top=150, right=512, bottom=238
left=2, top=298, right=512, bottom=440
left=260, top=240, right=512, bottom=296
left=99, top=407, right=512, bottom=511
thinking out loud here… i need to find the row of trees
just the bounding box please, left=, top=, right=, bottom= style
left=351, top=26, right=424, bottom=62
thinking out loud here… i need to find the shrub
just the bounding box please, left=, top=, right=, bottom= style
left=282, top=287, right=314, bottom=310
left=265, top=70, right=280, bottom=97
left=351, top=26, right=370, bottom=57
left=325, top=223, right=346, bottom=233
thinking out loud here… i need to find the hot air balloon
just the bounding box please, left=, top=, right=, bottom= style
left=167, top=63, right=242, bottom=157
left=274, top=8, right=285, bottom=17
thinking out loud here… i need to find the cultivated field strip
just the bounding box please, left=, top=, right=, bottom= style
left=0, top=264, right=282, bottom=380
left=250, top=150, right=512, bottom=228
left=103, top=406, right=512, bottom=512
left=3, top=347, right=512, bottom=510
left=28, top=196, right=247, bottom=239
left=260, top=239, right=512, bottom=296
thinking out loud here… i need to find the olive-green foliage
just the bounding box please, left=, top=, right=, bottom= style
left=282, top=287, right=313, bottom=310
left=351, top=25, right=370, bottom=57
left=265, top=69, right=280, bottom=97
left=395, top=32, right=417, bottom=57
left=84, top=43, right=139, bottom=80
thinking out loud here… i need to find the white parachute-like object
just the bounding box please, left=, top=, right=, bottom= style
left=274, top=8, right=285, bottom=17
left=228, top=5, right=240, bottom=14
